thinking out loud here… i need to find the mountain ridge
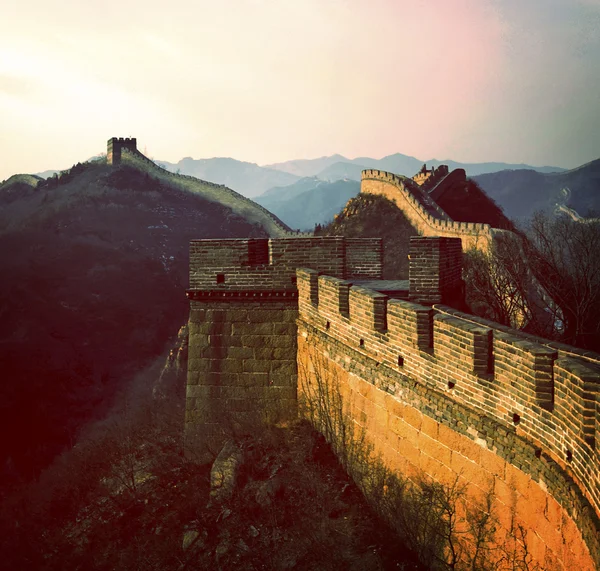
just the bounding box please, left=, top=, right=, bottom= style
left=0, top=156, right=274, bottom=482
left=264, top=153, right=566, bottom=179
left=156, top=156, right=301, bottom=198
left=473, top=158, right=600, bottom=221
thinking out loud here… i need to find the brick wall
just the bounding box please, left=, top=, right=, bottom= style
left=107, top=137, right=137, bottom=165
left=361, top=169, right=493, bottom=251
left=185, top=236, right=383, bottom=460
left=186, top=300, right=298, bottom=461
left=408, top=236, right=463, bottom=305
left=345, top=238, right=383, bottom=279
left=189, top=237, right=383, bottom=291
left=183, top=232, right=600, bottom=568
left=296, top=268, right=600, bottom=569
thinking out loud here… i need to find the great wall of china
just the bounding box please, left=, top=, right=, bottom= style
left=107, top=137, right=306, bottom=238
left=361, top=168, right=497, bottom=251
left=183, top=235, right=599, bottom=569
left=106, top=137, right=600, bottom=568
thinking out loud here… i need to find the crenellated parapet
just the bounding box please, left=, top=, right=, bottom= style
left=184, top=230, right=600, bottom=566
left=187, top=236, right=383, bottom=295
left=296, top=264, right=600, bottom=566
left=184, top=236, right=383, bottom=461
left=361, top=169, right=494, bottom=251
left=107, top=137, right=137, bottom=165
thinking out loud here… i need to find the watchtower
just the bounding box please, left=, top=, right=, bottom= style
left=107, top=137, right=137, bottom=165
left=184, top=236, right=383, bottom=461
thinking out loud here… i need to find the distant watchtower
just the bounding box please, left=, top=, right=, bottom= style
left=107, top=137, right=137, bottom=165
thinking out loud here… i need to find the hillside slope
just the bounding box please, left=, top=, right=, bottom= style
left=316, top=194, right=418, bottom=279
left=431, top=178, right=516, bottom=231
left=0, top=159, right=267, bottom=484
left=124, top=150, right=293, bottom=237
left=0, top=174, right=42, bottom=204
left=473, top=158, right=600, bottom=220
left=256, top=178, right=360, bottom=230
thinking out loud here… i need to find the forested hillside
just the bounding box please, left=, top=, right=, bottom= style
left=0, top=160, right=266, bottom=485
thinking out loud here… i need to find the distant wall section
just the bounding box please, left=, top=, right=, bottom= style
left=361, top=169, right=493, bottom=251
left=107, top=137, right=137, bottom=165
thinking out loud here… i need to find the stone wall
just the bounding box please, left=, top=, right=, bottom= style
left=120, top=146, right=300, bottom=238
left=186, top=299, right=298, bottom=462
left=408, top=236, right=463, bottom=306
left=184, top=236, right=384, bottom=461
left=188, top=237, right=383, bottom=291
left=296, top=264, right=600, bottom=569
left=361, top=169, right=493, bottom=251
left=184, top=233, right=600, bottom=568
left=107, top=137, right=137, bottom=165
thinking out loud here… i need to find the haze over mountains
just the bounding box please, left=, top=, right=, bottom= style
left=27, top=149, right=599, bottom=231
left=257, top=155, right=599, bottom=230
left=142, top=151, right=575, bottom=230
left=472, top=158, right=600, bottom=221
left=153, top=152, right=565, bottom=198
left=254, top=178, right=360, bottom=231
left=156, top=157, right=299, bottom=198
left=266, top=153, right=565, bottom=181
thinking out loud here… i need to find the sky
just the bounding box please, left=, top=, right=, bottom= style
left=1, top=0, right=600, bottom=180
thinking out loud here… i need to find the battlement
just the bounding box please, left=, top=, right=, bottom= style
left=412, top=163, right=449, bottom=187
left=186, top=231, right=600, bottom=566
left=107, top=137, right=137, bottom=165
left=361, top=169, right=493, bottom=251
left=297, top=268, right=600, bottom=521
left=187, top=236, right=383, bottom=293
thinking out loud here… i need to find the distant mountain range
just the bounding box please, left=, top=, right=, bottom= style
left=266, top=153, right=565, bottom=181
left=255, top=157, right=599, bottom=230
left=255, top=177, right=360, bottom=230
left=146, top=153, right=565, bottom=198
left=144, top=153, right=568, bottom=229
left=31, top=150, right=598, bottom=229
left=156, top=157, right=300, bottom=198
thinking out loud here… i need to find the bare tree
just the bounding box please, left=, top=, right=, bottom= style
left=525, top=211, right=600, bottom=349
left=463, top=232, right=537, bottom=331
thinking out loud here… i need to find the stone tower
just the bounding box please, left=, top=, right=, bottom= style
left=107, top=137, right=137, bottom=165
left=184, top=236, right=383, bottom=462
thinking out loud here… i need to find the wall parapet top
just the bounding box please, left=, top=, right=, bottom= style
left=361, top=168, right=493, bottom=248
left=297, top=268, right=600, bottom=521
left=188, top=236, right=383, bottom=291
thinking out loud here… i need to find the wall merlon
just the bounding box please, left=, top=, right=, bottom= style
left=349, top=286, right=388, bottom=332
left=388, top=299, right=433, bottom=351
left=433, top=314, right=492, bottom=376
left=555, top=358, right=600, bottom=449
left=317, top=275, right=352, bottom=317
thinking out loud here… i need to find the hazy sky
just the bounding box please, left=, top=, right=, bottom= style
left=1, top=0, right=599, bottom=180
